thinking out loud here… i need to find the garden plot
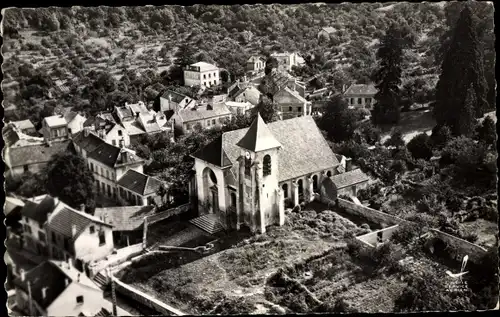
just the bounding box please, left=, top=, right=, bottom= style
left=116, top=206, right=372, bottom=314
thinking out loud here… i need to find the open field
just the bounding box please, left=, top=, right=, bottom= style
left=380, top=109, right=436, bottom=144
left=116, top=203, right=375, bottom=314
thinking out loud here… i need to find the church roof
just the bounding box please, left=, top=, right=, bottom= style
left=192, top=135, right=232, bottom=168
left=236, top=113, right=282, bottom=152
left=194, top=116, right=340, bottom=182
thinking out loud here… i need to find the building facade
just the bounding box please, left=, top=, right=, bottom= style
left=171, top=103, right=232, bottom=134
left=183, top=62, right=220, bottom=87
left=274, top=87, right=312, bottom=119
left=42, top=115, right=69, bottom=142
left=246, top=56, right=266, bottom=73
left=343, top=84, right=378, bottom=109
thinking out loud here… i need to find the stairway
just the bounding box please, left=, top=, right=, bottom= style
left=93, top=272, right=109, bottom=290
left=189, top=214, right=223, bottom=235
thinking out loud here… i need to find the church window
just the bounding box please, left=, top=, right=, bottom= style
left=327, top=170, right=332, bottom=177
left=282, top=184, right=288, bottom=198
left=230, top=193, right=237, bottom=207
left=263, top=155, right=271, bottom=176
left=209, top=170, right=218, bottom=184
left=245, top=158, right=252, bottom=176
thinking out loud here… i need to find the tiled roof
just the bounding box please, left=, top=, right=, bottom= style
left=344, top=84, right=377, bottom=96
left=115, top=106, right=133, bottom=120
left=13, top=261, right=69, bottom=309
left=127, top=102, right=149, bottom=116
left=138, top=113, right=162, bottom=133
left=6, top=140, right=70, bottom=168
left=122, top=121, right=146, bottom=136
left=44, top=115, right=67, bottom=127
left=192, top=136, right=232, bottom=168
left=12, top=119, right=35, bottom=130
left=233, top=86, right=261, bottom=105
left=195, top=116, right=340, bottom=182
left=161, top=90, right=190, bottom=104
left=63, top=111, right=78, bottom=124
left=94, top=205, right=156, bottom=231
left=178, top=103, right=232, bottom=123
left=247, top=56, right=265, bottom=63
left=88, top=143, right=143, bottom=168
left=72, top=130, right=105, bottom=154
left=276, top=86, right=308, bottom=104
left=236, top=113, right=282, bottom=152
left=117, top=169, right=163, bottom=196
left=21, top=195, right=56, bottom=224
left=47, top=203, right=112, bottom=242
left=330, top=168, right=370, bottom=189
left=189, top=62, right=218, bottom=71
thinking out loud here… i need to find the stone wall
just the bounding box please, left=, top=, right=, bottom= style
left=356, top=225, right=400, bottom=247
left=336, top=198, right=410, bottom=227
left=146, top=203, right=190, bottom=226
left=113, top=276, right=186, bottom=316
left=428, top=229, right=488, bottom=264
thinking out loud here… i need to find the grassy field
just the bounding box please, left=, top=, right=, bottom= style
left=380, top=109, right=436, bottom=144
left=116, top=203, right=374, bottom=314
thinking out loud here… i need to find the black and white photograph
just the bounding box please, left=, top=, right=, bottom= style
left=2, top=1, right=498, bottom=316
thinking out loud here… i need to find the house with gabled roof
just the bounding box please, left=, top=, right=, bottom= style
left=116, top=169, right=166, bottom=206
left=13, top=260, right=126, bottom=316
left=232, top=86, right=262, bottom=106
left=318, top=26, right=337, bottom=40
left=87, top=140, right=145, bottom=201
left=343, top=83, right=378, bottom=109
left=159, top=89, right=196, bottom=112
left=274, top=86, right=312, bottom=119
left=184, top=61, right=220, bottom=88
left=246, top=55, right=266, bottom=74
left=41, top=115, right=69, bottom=142
left=171, top=103, right=232, bottom=134
left=10, top=119, right=37, bottom=136
left=94, top=205, right=157, bottom=247
left=190, top=114, right=367, bottom=234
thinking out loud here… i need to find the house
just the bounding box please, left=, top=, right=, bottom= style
left=159, top=90, right=196, bottom=112
left=225, top=101, right=255, bottom=116
left=87, top=141, right=145, bottom=201
left=72, top=129, right=107, bottom=159
left=13, top=260, right=115, bottom=316
left=183, top=62, right=220, bottom=88
left=41, top=115, right=69, bottom=142
left=116, top=169, right=165, bottom=206
left=329, top=168, right=370, bottom=196
left=4, top=140, right=71, bottom=177
left=191, top=114, right=367, bottom=234
left=3, top=122, right=45, bottom=148
left=270, top=52, right=304, bottom=71
left=94, top=205, right=157, bottom=247
left=246, top=56, right=266, bottom=73
left=232, top=86, right=262, bottom=106
left=274, top=86, right=312, bottom=119
left=5, top=196, right=25, bottom=232
left=318, top=27, right=337, bottom=40
left=171, top=103, right=232, bottom=134
left=19, top=196, right=55, bottom=257
left=10, top=119, right=37, bottom=136
left=63, top=111, right=87, bottom=136
left=343, top=84, right=378, bottom=109
left=45, top=200, right=114, bottom=267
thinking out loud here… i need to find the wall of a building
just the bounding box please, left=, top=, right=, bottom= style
left=20, top=217, right=47, bottom=255
left=356, top=225, right=400, bottom=247
left=74, top=224, right=114, bottom=263
left=46, top=283, right=105, bottom=316
left=105, top=125, right=131, bottom=148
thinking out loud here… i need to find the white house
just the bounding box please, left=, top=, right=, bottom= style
left=270, top=52, right=304, bottom=71
left=225, top=101, right=255, bottom=116
left=159, top=90, right=196, bottom=112
left=171, top=103, right=232, bottom=134
left=343, top=84, right=378, bottom=109
left=183, top=62, right=220, bottom=88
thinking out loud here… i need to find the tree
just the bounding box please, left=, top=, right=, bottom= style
left=249, top=96, right=280, bottom=123
left=319, top=95, right=358, bottom=142
left=264, top=56, right=279, bottom=75
left=384, top=128, right=405, bottom=148
left=433, top=5, right=489, bottom=136
left=430, top=125, right=452, bottom=149
left=45, top=152, right=95, bottom=213
left=371, top=24, right=404, bottom=125
left=407, top=133, right=433, bottom=160
left=476, top=116, right=496, bottom=149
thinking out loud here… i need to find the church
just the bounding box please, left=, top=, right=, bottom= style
left=190, top=114, right=369, bottom=234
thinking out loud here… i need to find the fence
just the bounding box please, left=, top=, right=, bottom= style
left=112, top=275, right=186, bottom=316
left=337, top=198, right=410, bottom=227
left=356, top=225, right=400, bottom=247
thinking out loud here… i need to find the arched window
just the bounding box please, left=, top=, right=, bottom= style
left=327, top=170, right=332, bottom=177
left=298, top=179, right=304, bottom=196
left=282, top=184, right=288, bottom=198
left=312, top=175, right=318, bottom=191
left=245, top=158, right=252, bottom=176
left=263, top=155, right=271, bottom=176
left=209, top=170, right=217, bottom=184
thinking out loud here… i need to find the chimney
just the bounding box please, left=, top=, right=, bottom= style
left=67, top=258, right=72, bottom=270
left=79, top=204, right=85, bottom=212
left=121, top=150, right=128, bottom=164
left=20, top=269, right=25, bottom=281
left=53, top=196, right=59, bottom=206
left=345, top=157, right=353, bottom=172
left=42, top=287, right=48, bottom=299
left=71, top=225, right=77, bottom=237
left=47, top=211, right=52, bottom=220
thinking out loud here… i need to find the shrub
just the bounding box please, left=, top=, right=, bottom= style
left=407, top=133, right=433, bottom=160
left=390, top=223, right=419, bottom=245
left=462, top=233, right=479, bottom=243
